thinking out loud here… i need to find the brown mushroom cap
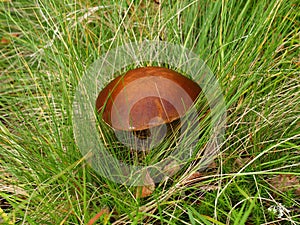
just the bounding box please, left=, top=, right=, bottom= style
left=96, top=66, right=201, bottom=131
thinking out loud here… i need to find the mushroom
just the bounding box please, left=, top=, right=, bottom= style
left=96, top=66, right=202, bottom=150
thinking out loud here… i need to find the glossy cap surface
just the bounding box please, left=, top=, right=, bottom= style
left=96, top=66, right=201, bottom=131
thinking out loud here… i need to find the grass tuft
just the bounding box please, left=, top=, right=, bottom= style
left=1, top=0, right=299, bottom=224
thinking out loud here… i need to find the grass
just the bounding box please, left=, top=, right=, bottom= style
left=0, top=0, right=299, bottom=224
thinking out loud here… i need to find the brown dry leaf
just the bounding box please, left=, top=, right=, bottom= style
left=295, top=187, right=300, bottom=197
left=1, top=33, right=19, bottom=44
left=87, top=207, right=110, bottom=225
left=269, top=174, right=300, bottom=194
left=207, top=161, right=217, bottom=170
left=182, top=171, right=219, bottom=191
left=1, top=37, right=10, bottom=44
left=187, top=171, right=203, bottom=180
left=136, top=185, right=155, bottom=198
left=183, top=171, right=204, bottom=185
left=136, top=170, right=155, bottom=198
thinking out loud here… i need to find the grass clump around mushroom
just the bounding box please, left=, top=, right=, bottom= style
left=0, top=0, right=299, bottom=224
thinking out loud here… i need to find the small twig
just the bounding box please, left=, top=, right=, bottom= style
left=87, top=207, right=110, bottom=225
